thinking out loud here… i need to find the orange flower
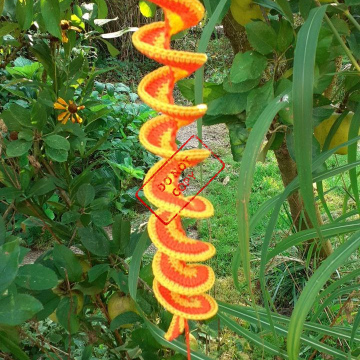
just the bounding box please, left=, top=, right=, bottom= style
left=60, top=20, right=82, bottom=43
left=53, top=98, right=85, bottom=125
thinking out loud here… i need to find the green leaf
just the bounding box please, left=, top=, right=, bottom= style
left=28, top=177, right=56, bottom=196
left=94, top=0, right=107, bottom=18
left=87, top=264, right=109, bottom=282
left=0, top=241, right=20, bottom=293
left=40, top=0, right=61, bottom=39
left=276, top=19, right=294, bottom=53
left=2, top=103, right=32, bottom=131
left=110, top=311, right=143, bottom=331
left=245, top=21, right=277, bottom=55
left=0, top=0, right=4, bottom=15
left=230, top=51, right=267, bottom=84
left=292, top=6, right=327, bottom=245
left=45, top=146, right=68, bottom=162
left=0, top=294, right=43, bottom=326
left=128, top=230, right=150, bottom=300
left=288, top=231, right=360, bottom=359
left=227, top=120, right=249, bottom=162
left=78, top=227, right=110, bottom=256
left=177, top=79, right=226, bottom=104
left=0, top=217, right=5, bottom=245
left=0, top=331, right=30, bottom=360
left=112, top=214, right=131, bottom=253
left=77, top=184, right=95, bottom=207
left=6, top=140, right=32, bottom=158
left=274, top=0, right=294, bottom=24
left=0, top=22, right=19, bottom=37
left=202, top=0, right=231, bottom=22
left=100, top=39, right=120, bottom=57
left=16, top=0, right=33, bottom=30
left=43, top=135, right=70, bottom=151
left=207, top=93, right=248, bottom=116
left=91, top=209, right=112, bottom=227
left=219, top=313, right=288, bottom=358
left=246, top=80, right=274, bottom=128
left=56, top=296, right=80, bottom=334
left=139, top=0, right=156, bottom=17
left=15, top=264, right=58, bottom=290
left=53, top=244, right=83, bottom=282
left=234, top=94, right=286, bottom=291
left=81, top=346, right=93, bottom=360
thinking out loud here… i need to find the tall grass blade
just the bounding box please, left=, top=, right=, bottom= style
left=287, top=231, right=360, bottom=359
left=234, top=95, right=286, bottom=289
left=348, top=105, right=360, bottom=214
left=292, top=5, right=327, bottom=237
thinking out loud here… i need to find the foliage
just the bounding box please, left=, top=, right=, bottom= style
left=183, top=0, right=360, bottom=359
left=1, top=0, right=360, bottom=359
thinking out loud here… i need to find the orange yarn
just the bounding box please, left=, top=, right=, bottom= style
left=132, top=0, right=218, bottom=343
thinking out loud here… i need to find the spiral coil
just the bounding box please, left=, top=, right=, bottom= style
left=132, top=0, right=217, bottom=342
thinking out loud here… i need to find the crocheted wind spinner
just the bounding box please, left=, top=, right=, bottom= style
left=132, top=0, right=218, bottom=351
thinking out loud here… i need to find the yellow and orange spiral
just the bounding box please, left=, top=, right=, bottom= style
left=132, top=0, right=217, bottom=343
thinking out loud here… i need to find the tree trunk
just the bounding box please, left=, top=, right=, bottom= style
left=274, top=139, right=333, bottom=258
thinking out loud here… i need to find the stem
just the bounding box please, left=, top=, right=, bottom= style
left=324, top=14, right=360, bottom=72
left=344, top=9, right=360, bottom=33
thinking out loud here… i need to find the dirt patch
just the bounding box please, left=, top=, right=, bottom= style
left=177, top=122, right=230, bottom=153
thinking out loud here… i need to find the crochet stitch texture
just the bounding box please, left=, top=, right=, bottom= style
left=132, top=0, right=218, bottom=342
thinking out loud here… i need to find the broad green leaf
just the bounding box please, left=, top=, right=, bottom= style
left=16, top=0, right=33, bottom=30
left=139, top=0, right=156, bottom=17
left=274, top=0, right=294, bottom=24
left=45, top=146, right=68, bottom=162
left=87, top=264, right=109, bottom=282
left=292, top=6, right=327, bottom=249
left=40, top=0, right=61, bottom=39
left=6, top=140, right=32, bottom=158
left=207, top=93, right=247, bottom=116
left=177, top=79, right=226, bottom=104
left=0, top=0, right=4, bottom=14
left=56, top=296, right=80, bottom=334
left=276, top=19, right=294, bottom=53
left=76, top=184, right=95, bottom=207
left=0, top=22, right=19, bottom=37
left=0, top=294, right=43, bottom=326
left=53, top=244, right=83, bottom=282
left=227, top=120, right=249, bottom=162
left=246, top=80, right=274, bottom=128
left=31, top=102, right=47, bottom=130
left=2, top=103, right=32, bottom=131
left=34, top=289, right=61, bottom=320
left=15, top=264, right=58, bottom=290
left=245, top=21, right=277, bottom=55
left=0, top=241, right=20, bottom=293
left=230, top=51, right=267, bottom=84
left=288, top=231, right=360, bottom=359
left=78, top=227, right=110, bottom=256
left=43, top=135, right=70, bottom=151
left=110, top=311, right=143, bottom=331
left=28, top=177, right=56, bottom=196
left=91, top=209, right=112, bottom=227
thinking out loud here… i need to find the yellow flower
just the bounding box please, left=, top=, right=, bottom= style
left=53, top=98, right=85, bottom=125
left=60, top=20, right=82, bottom=43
